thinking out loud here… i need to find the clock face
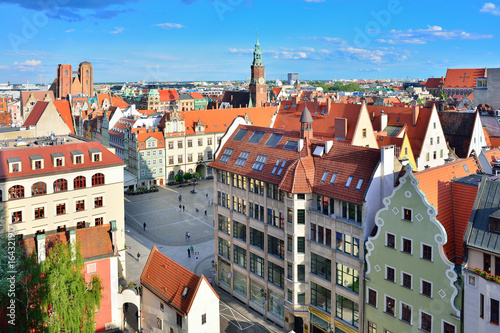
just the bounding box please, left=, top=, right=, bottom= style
left=258, top=77, right=265, bottom=85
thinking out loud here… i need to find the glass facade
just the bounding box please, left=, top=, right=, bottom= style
left=250, top=279, right=265, bottom=308
left=233, top=270, right=247, bottom=296
left=335, top=294, right=359, bottom=328
left=218, top=259, right=231, bottom=287
left=268, top=289, right=284, bottom=319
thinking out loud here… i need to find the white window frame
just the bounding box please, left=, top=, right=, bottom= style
left=420, top=242, right=433, bottom=262
left=441, top=320, right=456, bottom=333
left=419, top=309, right=433, bottom=332
left=400, top=270, right=413, bottom=290
left=400, top=301, right=413, bottom=325
left=385, top=232, right=396, bottom=249
left=420, top=278, right=433, bottom=298
left=86, top=263, right=96, bottom=274
left=402, top=206, right=413, bottom=222
left=401, top=236, right=413, bottom=255
left=385, top=264, right=396, bottom=283
left=384, top=294, right=396, bottom=317
left=366, top=287, right=378, bottom=308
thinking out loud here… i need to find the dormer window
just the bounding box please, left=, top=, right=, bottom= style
left=51, top=153, right=65, bottom=167
left=89, top=148, right=102, bottom=162
left=489, top=209, right=500, bottom=233
left=30, top=155, right=44, bottom=170
left=7, top=157, right=21, bottom=173
left=71, top=150, right=84, bottom=164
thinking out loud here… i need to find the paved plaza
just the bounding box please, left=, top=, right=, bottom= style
left=122, top=179, right=284, bottom=333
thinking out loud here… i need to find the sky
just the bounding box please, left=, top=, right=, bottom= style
left=0, top=0, right=499, bottom=83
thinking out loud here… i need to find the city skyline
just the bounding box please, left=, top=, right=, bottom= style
left=0, top=0, right=499, bottom=83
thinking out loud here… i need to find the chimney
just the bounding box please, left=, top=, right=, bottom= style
left=380, top=145, right=395, bottom=200
left=335, top=118, right=347, bottom=141
left=326, top=97, right=331, bottom=114
left=380, top=111, right=388, bottom=131
left=298, top=138, right=304, bottom=152
left=292, top=95, right=298, bottom=106
left=37, top=233, right=46, bottom=263
left=412, top=104, right=420, bottom=126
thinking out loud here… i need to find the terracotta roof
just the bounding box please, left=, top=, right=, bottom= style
left=21, top=90, right=55, bottom=107
left=0, top=112, right=12, bottom=127
left=210, top=124, right=381, bottom=204
left=444, top=68, right=485, bottom=89
left=23, top=101, right=49, bottom=127
left=0, top=141, right=123, bottom=179
left=97, top=93, right=110, bottom=107
left=414, top=158, right=480, bottom=263
left=483, top=128, right=492, bottom=147
left=137, top=131, right=164, bottom=146
left=424, top=77, right=444, bottom=89
left=437, top=111, right=476, bottom=158
left=272, top=88, right=282, bottom=96
left=159, top=89, right=179, bottom=102
left=376, top=135, right=404, bottom=149
left=141, top=246, right=208, bottom=316
left=110, top=96, right=129, bottom=108
left=21, top=224, right=114, bottom=260
left=189, top=92, right=205, bottom=100
left=53, top=100, right=75, bottom=134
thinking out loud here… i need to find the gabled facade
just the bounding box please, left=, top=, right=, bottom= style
left=23, top=100, right=75, bottom=136
left=365, top=164, right=461, bottom=333
left=20, top=90, right=54, bottom=121
left=438, top=111, right=486, bottom=158
left=141, top=246, right=220, bottom=333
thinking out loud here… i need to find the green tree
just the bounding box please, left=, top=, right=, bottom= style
left=183, top=173, right=192, bottom=181
left=174, top=174, right=184, bottom=183
left=43, top=241, right=103, bottom=333
left=193, top=172, right=201, bottom=180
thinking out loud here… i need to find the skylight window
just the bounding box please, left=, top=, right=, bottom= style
left=233, top=129, right=249, bottom=141
left=356, top=178, right=364, bottom=190
left=248, top=131, right=265, bottom=144
left=284, top=104, right=289, bottom=110
left=464, top=164, right=469, bottom=173
left=345, top=176, right=353, bottom=188
left=321, top=171, right=329, bottom=182
left=220, top=148, right=234, bottom=163
left=271, top=159, right=282, bottom=175
left=182, top=286, right=190, bottom=299
left=283, top=140, right=298, bottom=151
left=277, top=159, right=287, bottom=176
left=330, top=173, right=338, bottom=184
left=313, top=146, right=324, bottom=157
left=265, top=133, right=284, bottom=147
left=235, top=151, right=250, bottom=167
left=252, top=155, right=268, bottom=171
left=321, top=108, right=326, bottom=115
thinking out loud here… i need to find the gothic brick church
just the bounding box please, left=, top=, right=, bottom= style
left=50, top=61, right=94, bottom=99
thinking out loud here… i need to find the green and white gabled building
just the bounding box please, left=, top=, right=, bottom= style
left=364, top=164, right=461, bottom=333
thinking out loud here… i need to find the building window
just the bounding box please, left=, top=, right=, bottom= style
left=250, top=228, right=264, bottom=250
left=218, top=214, right=230, bottom=234
left=422, top=244, right=432, bottom=261
left=443, top=322, right=455, bottom=333
left=177, top=141, right=183, bottom=149
left=268, top=262, right=284, bottom=288
left=91, top=173, right=105, bottom=186
left=250, top=253, right=264, bottom=277
left=34, top=207, right=44, bottom=219
left=76, top=200, right=85, bottom=212
left=233, top=221, right=246, bottom=241
left=367, top=288, right=377, bottom=307
left=297, top=237, right=305, bottom=253
left=77, top=221, right=85, bottom=229
left=335, top=294, right=359, bottom=328
left=297, top=209, right=305, bottom=224
left=56, top=203, right=66, bottom=215
left=31, top=182, right=47, bottom=196
left=201, top=313, right=206, bottom=325
left=480, top=293, right=484, bottom=318
left=8, top=185, right=24, bottom=199
left=176, top=313, right=182, bottom=327
left=168, top=141, right=174, bottom=149
left=297, top=264, right=305, bottom=282
left=94, top=196, right=103, bottom=208
left=402, top=272, right=412, bottom=289
left=492, top=298, right=499, bottom=325
left=268, top=235, right=284, bottom=259
left=484, top=253, right=491, bottom=273
left=403, top=208, right=412, bottom=221
left=401, top=303, right=412, bottom=324
left=402, top=238, right=412, bottom=254
left=53, top=179, right=68, bottom=192
left=311, top=282, right=331, bottom=313
left=420, top=311, right=432, bottom=332
left=287, top=262, right=292, bottom=280
left=218, top=237, right=230, bottom=260
left=233, top=245, right=247, bottom=268
left=95, top=217, right=103, bottom=226
left=368, top=321, right=377, bottom=333
left=336, top=263, right=359, bottom=293
left=287, top=234, right=292, bottom=252
left=34, top=160, right=42, bottom=169
left=198, top=138, right=203, bottom=147
left=385, top=296, right=395, bottom=316
left=386, top=266, right=395, bottom=283
left=311, top=252, right=331, bottom=281
left=11, top=211, right=22, bottom=223
left=421, top=280, right=432, bottom=298
left=386, top=233, right=395, bottom=249
left=362, top=128, right=367, bottom=138
left=187, top=139, right=192, bottom=147
left=74, top=176, right=86, bottom=189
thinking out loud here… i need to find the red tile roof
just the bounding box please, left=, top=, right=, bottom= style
left=141, top=246, right=217, bottom=316
left=110, top=96, right=129, bottom=108
left=23, top=101, right=49, bottom=127
left=97, top=93, right=111, bottom=107
left=21, top=90, right=55, bottom=107
left=189, top=92, right=205, bottom=100
left=159, top=89, right=179, bottom=102
left=424, top=77, right=444, bottom=89
left=444, top=68, right=485, bottom=89
left=0, top=140, right=123, bottom=179
left=414, top=158, right=480, bottom=263
left=53, top=100, right=75, bottom=134
left=137, top=131, right=164, bottom=147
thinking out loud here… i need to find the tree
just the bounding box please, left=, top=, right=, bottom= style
left=183, top=172, right=192, bottom=181
left=42, top=241, right=103, bottom=333
left=193, top=172, right=201, bottom=180
left=174, top=174, right=184, bottom=183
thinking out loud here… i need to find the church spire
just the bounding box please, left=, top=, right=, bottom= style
left=253, top=34, right=263, bottom=66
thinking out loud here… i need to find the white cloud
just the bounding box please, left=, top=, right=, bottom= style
left=376, top=25, right=493, bottom=44
left=12, top=60, right=42, bottom=71
left=65, top=29, right=74, bottom=33
left=480, top=2, right=500, bottom=15
left=155, top=23, right=184, bottom=29
left=109, top=27, right=124, bottom=34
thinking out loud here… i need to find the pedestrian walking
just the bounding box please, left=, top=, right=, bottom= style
left=190, top=245, right=194, bottom=253
left=143, top=222, right=146, bottom=231
left=183, top=205, right=185, bottom=212
left=187, top=232, right=191, bottom=240
left=206, top=193, right=208, bottom=198
left=187, top=248, right=191, bottom=258
left=179, top=194, right=182, bottom=201
left=179, top=204, right=182, bottom=211
left=204, top=210, right=207, bottom=217
left=185, top=231, right=189, bottom=240
left=137, top=253, right=140, bottom=262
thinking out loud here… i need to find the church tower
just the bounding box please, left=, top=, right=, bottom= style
left=78, top=61, right=93, bottom=96
left=249, top=37, right=267, bottom=107
left=56, top=64, right=72, bottom=99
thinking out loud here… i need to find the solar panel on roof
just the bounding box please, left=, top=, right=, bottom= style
left=248, top=131, right=265, bottom=144
left=233, top=129, right=248, bottom=141
left=265, top=133, right=283, bottom=147
left=283, top=140, right=298, bottom=151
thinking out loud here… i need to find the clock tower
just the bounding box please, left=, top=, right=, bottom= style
left=249, top=37, right=267, bottom=107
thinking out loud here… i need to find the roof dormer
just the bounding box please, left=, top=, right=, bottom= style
left=7, top=157, right=21, bottom=173
left=51, top=153, right=65, bottom=167
left=89, top=148, right=102, bottom=162
left=489, top=209, right=500, bottom=234
left=29, top=155, right=44, bottom=170
left=71, top=150, right=84, bottom=165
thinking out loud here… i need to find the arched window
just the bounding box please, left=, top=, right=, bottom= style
left=168, top=171, right=174, bottom=180
left=53, top=179, right=68, bottom=192
left=31, top=182, right=47, bottom=196
left=8, top=185, right=24, bottom=199
left=172, top=119, right=178, bottom=132
left=92, top=173, right=105, bottom=186
left=65, top=70, right=68, bottom=75
left=74, top=176, right=86, bottom=189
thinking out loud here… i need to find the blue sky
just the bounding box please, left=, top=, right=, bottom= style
left=0, top=0, right=499, bottom=83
